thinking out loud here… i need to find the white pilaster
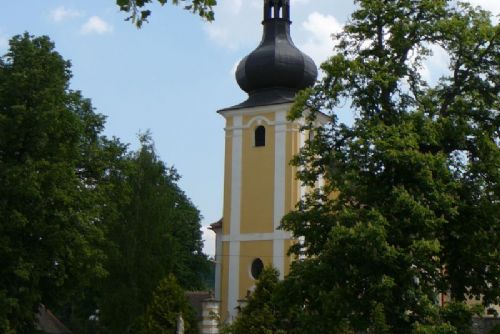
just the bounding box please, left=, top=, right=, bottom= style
left=273, top=110, right=287, bottom=279
left=228, top=115, right=243, bottom=320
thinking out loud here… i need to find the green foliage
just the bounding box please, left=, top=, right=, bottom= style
left=279, top=0, right=499, bottom=333
left=441, top=302, right=485, bottom=334
left=411, top=322, right=457, bottom=334
left=116, top=0, right=216, bottom=27
left=489, top=325, right=500, bottom=334
left=138, top=274, right=199, bottom=334
left=221, top=267, right=284, bottom=334
left=0, top=33, right=119, bottom=333
left=98, top=133, right=209, bottom=333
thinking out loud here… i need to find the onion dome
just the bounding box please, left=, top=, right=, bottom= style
left=232, top=0, right=318, bottom=109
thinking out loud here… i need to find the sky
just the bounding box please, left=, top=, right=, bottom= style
left=0, top=0, right=498, bottom=256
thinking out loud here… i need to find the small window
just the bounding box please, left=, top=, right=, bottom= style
left=255, top=126, right=266, bottom=147
left=251, top=258, right=264, bottom=280
left=308, top=130, right=315, bottom=142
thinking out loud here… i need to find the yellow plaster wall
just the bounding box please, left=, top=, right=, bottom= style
left=239, top=240, right=273, bottom=298
left=240, top=113, right=276, bottom=234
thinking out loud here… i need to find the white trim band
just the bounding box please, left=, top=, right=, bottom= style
left=222, top=231, right=291, bottom=242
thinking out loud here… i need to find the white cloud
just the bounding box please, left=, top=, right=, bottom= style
left=467, top=0, right=500, bottom=15
left=230, top=59, right=241, bottom=76
left=249, top=0, right=263, bottom=10
left=298, top=12, right=343, bottom=67
left=228, top=0, right=243, bottom=14
left=202, top=225, right=216, bottom=257
left=80, top=16, right=113, bottom=35
left=204, top=0, right=261, bottom=50
left=292, top=0, right=311, bottom=5
left=421, top=44, right=451, bottom=85
left=205, top=25, right=239, bottom=50
left=50, top=6, right=82, bottom=22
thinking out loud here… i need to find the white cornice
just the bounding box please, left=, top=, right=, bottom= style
left=218, top=102, right=331, bottom=126
left=218, top=103, right=293, bottom=118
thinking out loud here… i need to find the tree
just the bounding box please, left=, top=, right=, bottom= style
left=116, top=0, right=216, bottom=27
left=221, top=267, right=284, bottom=334
left=98, top=133, right=209, bottom=333
left=279, top=0, right=499, bottom=333
left=138, top=274, right=199, bottom=334
left=0, top=33, right=121, bottom=333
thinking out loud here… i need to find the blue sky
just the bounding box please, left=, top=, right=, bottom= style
left=1, top=0, right=497, bottom=256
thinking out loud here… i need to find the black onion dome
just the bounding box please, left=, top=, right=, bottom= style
left=231, top=0, right=318, bottom=109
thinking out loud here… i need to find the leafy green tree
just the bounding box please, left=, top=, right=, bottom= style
left=99, top=133, right=209, bottom=333
left=222, top=267, right=284, bottom=334
left=116, top=0, right=216, bottom=27
left=0, top=33, right=120, bottom=333
left=138, top=274, right=199, bottom=334
left=53, top=139, right=129, bottom=334
left=279, top=0, right=499, bottom=333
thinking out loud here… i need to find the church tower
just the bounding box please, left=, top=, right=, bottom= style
left=212, top=0, right=319, bottom=321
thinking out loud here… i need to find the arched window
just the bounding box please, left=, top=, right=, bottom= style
left=255, top=126, right=266, bottom=147
left=251, top=258, right=264, bottom=279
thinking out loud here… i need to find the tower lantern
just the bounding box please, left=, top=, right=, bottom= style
left=264, top=0, right=290, bottom=21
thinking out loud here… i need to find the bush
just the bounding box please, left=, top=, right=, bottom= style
left=489, top=324, right=500, bottom=334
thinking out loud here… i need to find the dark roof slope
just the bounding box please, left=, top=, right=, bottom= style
left=186, top=291, right=212, bottom=321
left=36, top=305, right=72, bottom=334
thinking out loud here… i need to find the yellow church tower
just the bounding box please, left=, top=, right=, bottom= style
left=211, top=0, right=320, bottom=321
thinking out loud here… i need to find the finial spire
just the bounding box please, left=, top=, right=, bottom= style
left=264, top=0, right=290, bottom=21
